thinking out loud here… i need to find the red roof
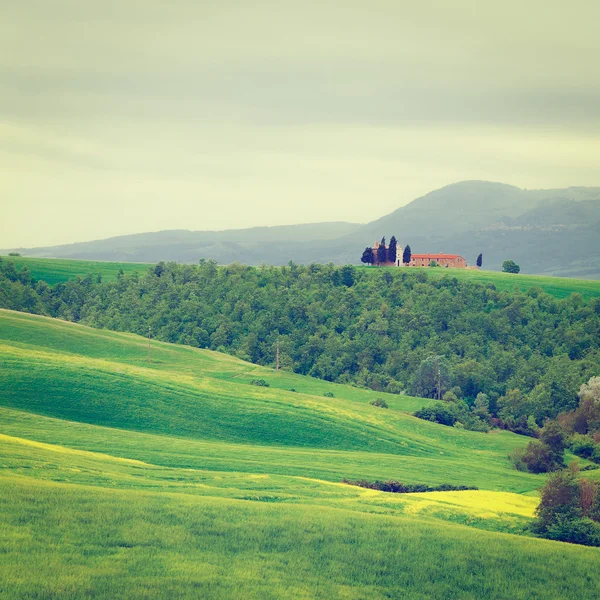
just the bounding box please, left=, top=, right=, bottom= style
left=411, top=253, right=463, bottom=260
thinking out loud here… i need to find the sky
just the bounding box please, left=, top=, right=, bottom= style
left=1, top=0, right=599, bottom=248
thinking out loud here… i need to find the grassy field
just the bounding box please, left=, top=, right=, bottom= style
left=1, top=309, right=599, bottom=598
left=4, top=255, right=600, bottom=299
left=361, top=266, right=600, bottom=299
left=0, top=255, right=150, bottom=284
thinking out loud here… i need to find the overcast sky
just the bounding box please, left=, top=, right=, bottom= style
left=2, top=0, right=599, bottom=247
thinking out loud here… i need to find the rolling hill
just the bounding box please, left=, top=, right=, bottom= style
left=6, top=181, right=600, bottom=277
left=1, top=309, right=600, bottom=598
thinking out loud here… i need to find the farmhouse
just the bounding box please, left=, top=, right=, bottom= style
left=408, top=253, right=467, bottom=268
left=371, top=241, right=468, bottom=268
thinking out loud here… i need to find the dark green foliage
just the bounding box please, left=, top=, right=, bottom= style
left=360, top=247, right=375, bottom=265
left=476, top=253, right=483, bottom=268
left=531, top=470, right=600, bottom=546
left=512, top=440, right=557, bottom=473
left=502, top=260, right=521, bottom=274
left=323, top=391, right=334, bottom=398
left=414, top=402, right=459, bottom=426
left=539, top=420, right=566, bottom=463
left=250, top=379, right=270, bottom=387
left=370, top=398, right=388, bottom=409
left=410, top=356, right=453, bottom=399
left=1, top=257, right=599, bottom=429
left=8, top=252, right=21, bottom=256
left=402, top=245, right=412, bottom=264
left=377, top=237, right=387, bottom=264
left=387, top=236, right=397, bottom=263
left=343, top=479, right=478, bottom=493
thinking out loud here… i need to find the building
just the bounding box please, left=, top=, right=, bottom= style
left=370, top=241, right=468, bottom=268
left=408, top=253, right=467, bottom=268
left=372, top=240, right=403, bottom=266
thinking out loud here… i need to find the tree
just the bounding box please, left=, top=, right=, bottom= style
left=410, top=355, right=453, bottom=400
left=361, top=247, right=375, bottom=265
left=402, top=244, right=412, bottom=265
left=388, top=236, right=398, bottom=264
left=377, top=237, right=387, bottom=265
left=539, top=420, right=566, bottom=467
left=476, top=253, right=483, bottom=268
left=502, top=260, right=520, bottom=274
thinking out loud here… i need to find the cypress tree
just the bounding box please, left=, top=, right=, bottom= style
left=476, top=253, right=483, bottom=268
left=377, top=237, right=387, bottom=264
left=361, top=247, right=375, bottom=265
left=388, top=236, right=398, bottom=263
left=403, top=244, right=412, bottom=265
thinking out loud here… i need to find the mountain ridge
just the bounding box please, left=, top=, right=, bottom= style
left=6, top=181, right=600, bottom=278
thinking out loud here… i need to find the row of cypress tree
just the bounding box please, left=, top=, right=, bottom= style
left=361, top=236, right=412, bottom=265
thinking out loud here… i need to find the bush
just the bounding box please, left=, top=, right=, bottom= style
left=370, top=398, right=388, bottom=409
left=323, top=391, right=334, bottom=398
left=509, top=448, right=528, bottom=471
left=342, top=479, right=478, bottom=494
left=289, top=388, right=296, bottom=392
left=414, top=401, right=459, bottom=426
left=521, top=439, right=559, bottom=473
left=571, top=434, right=596, bottom=459
left=543, top=517, right=600, bottom=546
left=502, top=260, right=520, bottom=274
left=250, top=379, right=270, bottom=387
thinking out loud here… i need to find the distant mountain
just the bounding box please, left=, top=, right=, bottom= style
left=6, top=181, right=600, bottom=278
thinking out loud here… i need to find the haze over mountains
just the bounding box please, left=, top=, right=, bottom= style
left=10, top=181, right=600, bottom=278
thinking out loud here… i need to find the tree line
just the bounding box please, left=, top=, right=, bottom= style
left=0, top=256, right=599, bottom=434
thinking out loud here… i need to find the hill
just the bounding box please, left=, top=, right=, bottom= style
left=6, top=181, right=600, bottom=278
left=3, top=309, right=600, bottom=598
left=5, top=255, right=600, bottom=298
left=1, top=257, right=599, bottom=433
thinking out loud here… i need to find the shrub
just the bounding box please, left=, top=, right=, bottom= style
left=571, top=434, right=596, bottom=459
left=342, top=479, right=478, bottom=494
left=250, top=379, right=270, bottom=387
left=543, top=517, right=600, bottom=547
left=509, top=448, right=528, bottom=471
left=370, top=398, right=388, bottom=409
left=289, top=388, right=296, bottom=392
left=414, top=401, right=459, bottom=426
left=502, top=260, right=520, bottom=274
left=521, top=440, right=559, bottom=473
left=323, top=391, right=334, bottom=398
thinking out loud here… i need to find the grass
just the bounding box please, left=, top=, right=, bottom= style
left=360, top=266, right=600, bottom=299
left=4, top=255, right=600, bottom=299
left=0, top=255, right=150, bottom=284
left=1, top=309, right=599, bottom=598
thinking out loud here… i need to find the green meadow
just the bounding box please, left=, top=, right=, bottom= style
left=5, top=255, right=600, bottom=299
left=1, top=255, right=150, bottom=284
left=361, top=265, right=600, bottom=299
left=1, top=309, right=599, bottom=598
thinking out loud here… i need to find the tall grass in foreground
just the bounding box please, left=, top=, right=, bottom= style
left=2, top=476, right=599, bottom=600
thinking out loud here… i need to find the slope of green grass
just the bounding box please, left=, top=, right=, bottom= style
left=1, top=255, right=150, bottom=284
left=2, top=309, right=599, bottom=598
left=361, top=266, right=600, bottom=299
left=6, top=255, right=600, bottom=299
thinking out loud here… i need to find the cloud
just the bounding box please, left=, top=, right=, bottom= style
left=1, top=1, right=599, bottom=246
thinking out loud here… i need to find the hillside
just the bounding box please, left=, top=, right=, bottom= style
left=3, top=309, right=600, bottom=598
left=5, top=255, right=600, bottom=298
left=7, top=181, right=600, bottom=277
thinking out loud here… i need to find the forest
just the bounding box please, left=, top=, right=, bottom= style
left=1, top=256, right=599, bottom=432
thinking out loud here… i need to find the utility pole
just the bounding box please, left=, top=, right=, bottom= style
left=147, top=326, right=151, bottom=362
left=276, top=340, right=280, bottom=371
